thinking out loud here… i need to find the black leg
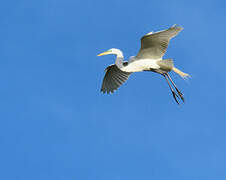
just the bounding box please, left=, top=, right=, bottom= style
left=163, top=73, right=180, bottom=104
left=166, top=73, right=185, bottom=102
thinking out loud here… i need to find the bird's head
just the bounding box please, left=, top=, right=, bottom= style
left=97, top=48, right=122, bottom=56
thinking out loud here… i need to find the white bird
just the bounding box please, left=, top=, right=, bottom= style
left=97, top=25, right=190, bottom=104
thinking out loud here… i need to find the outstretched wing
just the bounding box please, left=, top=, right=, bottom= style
left=101, top=64, right=131, bottom=94
left=136, top=25, right=183, bottom=59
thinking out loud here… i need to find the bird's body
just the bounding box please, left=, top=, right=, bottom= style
left=121, top=58, right=161, bottom=72
left=97, top=25, right=190, bottom=104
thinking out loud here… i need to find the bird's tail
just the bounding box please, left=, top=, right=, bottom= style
left=172, top=67, right=190, bottom=79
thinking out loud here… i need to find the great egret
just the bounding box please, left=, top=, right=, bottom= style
left=97, top=25, right=190, bottom=104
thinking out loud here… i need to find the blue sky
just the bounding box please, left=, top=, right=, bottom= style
left=0, top=0, right=226, bottom=179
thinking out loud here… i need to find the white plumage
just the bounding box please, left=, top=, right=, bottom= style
left=121, top=58, right=160, bottom=72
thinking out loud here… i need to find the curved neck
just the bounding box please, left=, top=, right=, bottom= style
left=115, top=51, right=124, bottom=69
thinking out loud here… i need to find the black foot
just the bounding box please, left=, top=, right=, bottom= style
left=175, top=88, right=185, bottom=103
left=172, top=91, right=180, bottom=104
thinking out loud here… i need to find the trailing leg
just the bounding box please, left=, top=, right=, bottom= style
left=163, top=73, right=180, bottom=104
left=166, top=73, right=185, bottom=102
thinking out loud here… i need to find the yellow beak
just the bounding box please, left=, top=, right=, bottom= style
left=97, top=51, right=111, bottom=56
